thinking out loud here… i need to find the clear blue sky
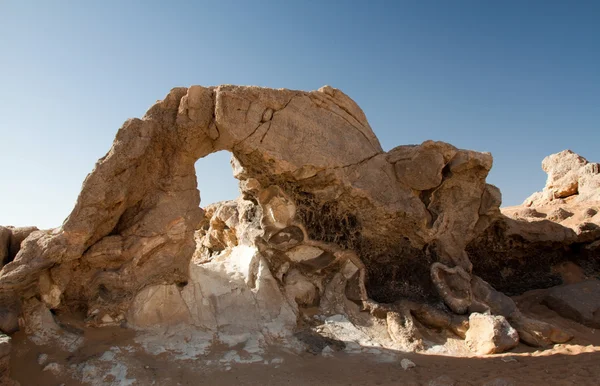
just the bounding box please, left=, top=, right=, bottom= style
left=1, top=1, right=598, bottom=229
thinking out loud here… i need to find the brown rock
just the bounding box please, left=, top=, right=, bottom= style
left=543, top=279, right=600, bottom=328
left=582, top=207, right=598, bottom=219
left=546, top=207, right=573, bottom=222
left=8, top=226, right=38, bottom=260
left=524, top=150, right=600, bottom=205
left=542, top=150, right=587, bottom=198
left=0, top=227, right=10, bottom=268
left=0, top=333, right=17, bottom=386
left=391, top=146, right=447, bottom=190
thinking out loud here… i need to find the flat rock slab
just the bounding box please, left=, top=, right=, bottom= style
left=543, top=279, right=600, bottom=328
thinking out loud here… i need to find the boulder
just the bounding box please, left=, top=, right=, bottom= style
left=524, top=150, right=600, bottom=205
left=542, top=279, right=600, bottom=328
left=465, top=313, right=519, bottom=355
left=546, top=207, right=573, bottom=222
left=128, top=284, right=191, bottom=328
left=542, top=150, right=587, bottom=199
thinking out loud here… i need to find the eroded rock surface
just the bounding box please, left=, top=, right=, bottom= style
left=1, top=86, right=598, bottom=385
left=468, top=150, right=600, bottom=296
left=543, top=280, right=600, bottom=328
left=524, top=150, right=600, bottom=204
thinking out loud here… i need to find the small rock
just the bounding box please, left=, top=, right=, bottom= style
left=582, top=207, right=598, bottom=219
left=576, top=222, right=599, bottom=233
left=547, top=207, right=573, bottom=222
left=37, top=353, right=49, bottom=365
left=43, top=362, right=62, bottom=375
left=0, top=334, right=11, bottom=357
left=465, top=313, right=519, bottom=355
left=400, top=358, right=416, bottom=370
left=321, top=345, right=334, bottom=357
left=516, top=208, right=546, bottom=219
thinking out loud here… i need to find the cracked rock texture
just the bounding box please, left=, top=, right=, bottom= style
left=0, top=85, right=598, bottom=374
left=0, top=85, right=498, bottom=325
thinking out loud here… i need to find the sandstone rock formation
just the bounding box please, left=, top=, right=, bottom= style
left=1, top=85, right=598, bottom=382
left=468, top=150, right=600, bottom=296
left=524, top=150, right=600, bottom=204
left=0, top=226, right=38, bottom=270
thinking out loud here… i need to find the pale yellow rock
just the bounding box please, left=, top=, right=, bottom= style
left=286, top=245, right=324, bottom=262
left=465, top=313, right=519, bottom=355
left=284, top=269, right=318, bottom=306
left=128, top=284, right=191, bottom=328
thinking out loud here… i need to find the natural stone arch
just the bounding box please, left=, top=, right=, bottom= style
left=0, top=85, right=569, bottom=348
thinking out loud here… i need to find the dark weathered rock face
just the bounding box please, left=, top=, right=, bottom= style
left=1, top=86, right=597, bottom=362
left=467, top=150, right=600, bottom=296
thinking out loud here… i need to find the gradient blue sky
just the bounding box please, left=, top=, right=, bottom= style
left=1, top=1, right=599, bottom=229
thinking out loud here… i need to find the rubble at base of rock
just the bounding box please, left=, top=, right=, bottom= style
left=1, top=84, right=599, bottom=384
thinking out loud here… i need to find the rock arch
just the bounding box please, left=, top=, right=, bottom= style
left=0, top=85, right=568, bottom=348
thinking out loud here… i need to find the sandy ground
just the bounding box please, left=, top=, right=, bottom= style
left=8, top=289, right=600, bottom=386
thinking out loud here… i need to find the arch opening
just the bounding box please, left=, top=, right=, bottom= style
left=194, top=151, right=241, bottom=208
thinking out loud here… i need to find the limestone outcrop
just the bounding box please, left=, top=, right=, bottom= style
left=2, top=85, right=597, bottom=377
left=524, top=150, right=600, bottom=205
left=467, top=150, right=600, bottom=297
left=0, top=226, right=38, bottom=270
